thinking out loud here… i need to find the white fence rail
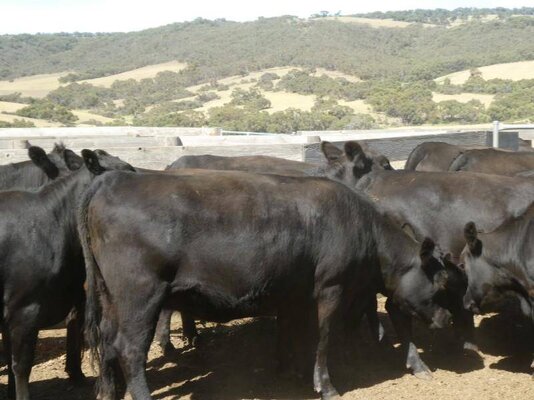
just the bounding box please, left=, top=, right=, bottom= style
left=492, top=121, right=534, bottom=148
left=0, top=123, right=528, bottom=169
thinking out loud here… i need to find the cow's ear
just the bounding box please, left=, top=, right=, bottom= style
left=344, top=141, right=365, bottom=162
left=321, top=141, right=343, bottom=162
left=82, top=149, right=105, bottom=175
left=464, top=222, right=482, bottom=257
left=64, top=149, right=84, bottom=170
left=420, top=237, right=435, bottom=264
left=28, top=146, right=59, bottom=179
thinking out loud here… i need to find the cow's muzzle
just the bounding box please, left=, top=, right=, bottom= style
left=430, top=308, right=452, bottom=329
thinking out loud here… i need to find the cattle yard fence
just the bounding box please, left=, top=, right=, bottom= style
left=0, top=124, right=530, bottom=170
left=492, top=121, right=534, bottom=148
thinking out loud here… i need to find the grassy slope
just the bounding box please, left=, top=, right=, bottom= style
left=436, top=60, right=534, bottom=84
left=0, top=72, right=68, bottom=98
left=80, top=61, right=187, bottom=87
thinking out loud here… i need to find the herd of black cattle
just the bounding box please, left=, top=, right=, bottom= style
left=0, top=139, right=533, bottom=400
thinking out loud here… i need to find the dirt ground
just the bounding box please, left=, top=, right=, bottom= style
left=1, top=299, right=533, bottom=400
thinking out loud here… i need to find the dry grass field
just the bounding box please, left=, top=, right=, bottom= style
left=0, top=73, right=68, bottom=98
left=432, top=93, right=495, bottom=108
left=71, top=110, right=115, bottom=124
left=0, top=101, right=25, bottom=114
left=2, top=298, right=532, bottom=400
left=436, top=60, right=534, bottom=84
left=80, top=61, right=187, bottom=87
left=318, top=16, right=430, bottom=28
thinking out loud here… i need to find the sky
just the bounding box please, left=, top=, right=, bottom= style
left=1, top=0, right=533, bottom=34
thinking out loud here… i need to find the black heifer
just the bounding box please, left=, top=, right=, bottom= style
left=157, top=141, right=392, bottom=352
left=0, top=143, right=82, bottom=189
left=462, top=211, right=534, bottom=375
left=357, top=170, right=534, bottom=258
left=404, top=142, right=470, bottom=172
left=80, top=171, right=452, bottom=400
left=0, top=150, right=134, bottom=400
left=356, top=170, right=534, bottom=349
left=449, top=148, right=534, bottom=176
left=405, top=141, right=534, bottom=173
left=167, top=140, right=393, bottom=181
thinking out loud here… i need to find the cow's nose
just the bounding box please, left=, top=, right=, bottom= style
left=430, top=308, right=452, bottom=329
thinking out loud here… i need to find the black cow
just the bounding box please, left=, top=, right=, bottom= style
left=462, top=212, right=534, bottom=376
left=357, top=170, right=534, bottom=259
left=404, top=142, right=470, bottom=172
left=0, top=143, right=82, bottom=190
left=167, top=140, right=393, bottom=181
left=405, top=141, right=534, bottom=173
left=80, top=170, right=454, bottom=400
left=449, top=148, right=534, bottom=176
left=157, top=141, right=393, bottom=352
left=356, top=170, right=534, bottom=349
left=0, top=150, right=134, bottom=400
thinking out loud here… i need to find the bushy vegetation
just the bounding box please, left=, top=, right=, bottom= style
left=2, top=8, right=534, bottom=129
left=0, top=119, right=35, bottom=128
left=15, top=100, right=78, bottom=124
left=2, top=12, right=534, bottom=81
left=353, top=7, right=534, bottom=25
left=488, top=87, right=534, bottom=121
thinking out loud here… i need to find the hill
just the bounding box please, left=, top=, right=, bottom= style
left=436, top=60, right=534, bottom=84
left=1, top=12, right=534, bottom=82
left=1, top=8, right=534, bottom=130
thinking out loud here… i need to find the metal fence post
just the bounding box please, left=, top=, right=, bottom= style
left=492, top=120, right=500, bottom=148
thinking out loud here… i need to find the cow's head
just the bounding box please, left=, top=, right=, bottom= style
left=461, top=221, right=508, bottom=314
left=48, top=143, right=84, bottom=172
left=321, top=141, right=392, bottom=186
left=81, top=149, right=136, bottom=175
left=394, top=238, right=453, bottom=329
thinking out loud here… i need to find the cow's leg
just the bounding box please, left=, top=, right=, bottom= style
left=155, top=309, right=175, bottom=355
left=313, top=285, right=342, bottom=400
left=9, top=323, right=38, bottom=400
left=2, top=328, right=15, bottom=399
left=452, top=309, right=477, bottom=352
left=114, top=288, right=166, bottom=399
left=180, top=312, right=199, bottom=347
left=97, top=314, right=126, bottom=400
left=385, top=298, right=432, bottom=379
left=365, top=295, right=385, bottom=343
left=65, top=303, right=86, bottom=382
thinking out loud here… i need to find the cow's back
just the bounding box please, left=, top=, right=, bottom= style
left=404, top=142, right=464, bottom=172
left=357, top=170, right=534, bottom=256
left=449, top=149, right=534, bottom=176
left=167, top=154, right=315, bottom=177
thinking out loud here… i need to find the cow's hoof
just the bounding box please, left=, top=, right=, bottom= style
left=67, top=371, right=86, bottom=385
left=463, top=341, right=479, bottom=353
left=161, top=342, right=176, bottom=357
left=413, top=369, right=433, bottom=380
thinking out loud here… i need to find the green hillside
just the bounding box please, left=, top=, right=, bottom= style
left=1, top=12, right=534, bottom=81
left=0, top=8, right=534, bottom=131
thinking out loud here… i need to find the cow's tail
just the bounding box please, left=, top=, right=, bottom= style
left=77, top=177, right=107, bottom=371
left=448, top=152, right=468, bottom=172
left=404, top=144, right=427, bottom=170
